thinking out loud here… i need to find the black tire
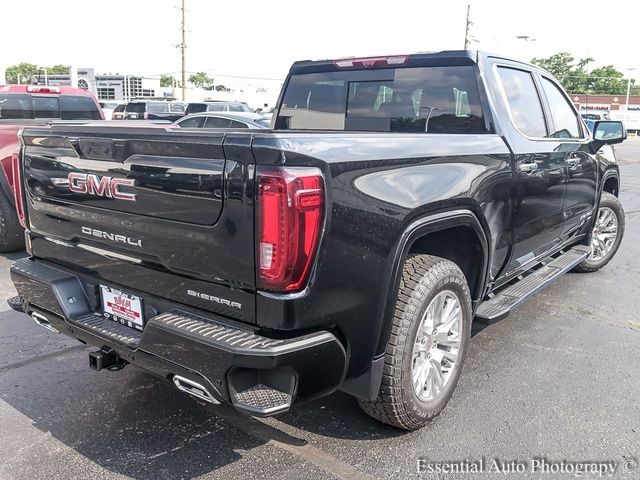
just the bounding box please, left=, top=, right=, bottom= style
left=0, top=190, right=25, bottom=253
left=573, top=192, right=624, bottom=273
left=358, top=255, right=472, bottom=430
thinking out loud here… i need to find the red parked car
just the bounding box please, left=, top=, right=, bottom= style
left=0, top=84, right=103, bottom=251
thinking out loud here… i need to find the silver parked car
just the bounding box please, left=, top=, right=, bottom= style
left=172, top=112, right=271, bottom=129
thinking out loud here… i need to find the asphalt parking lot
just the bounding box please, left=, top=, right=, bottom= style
left=1, top=139, right=639, bottom=480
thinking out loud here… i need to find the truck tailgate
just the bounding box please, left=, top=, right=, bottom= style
left=20, top=126, right=256, bottom=322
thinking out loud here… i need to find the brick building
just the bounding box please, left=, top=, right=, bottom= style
left=569, top=94, right=640, bottom=113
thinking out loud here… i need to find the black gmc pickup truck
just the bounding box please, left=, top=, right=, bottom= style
left=9, top=51, right=626, bottom=430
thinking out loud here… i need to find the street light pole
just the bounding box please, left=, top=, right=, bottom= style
left=625, top=68, right=636, bottom=111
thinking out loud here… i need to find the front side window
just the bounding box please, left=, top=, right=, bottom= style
left=540, top=77, right=582, bottom=139
left=276, top=65, right=489, bottom=133
left=497, top=67, right=547, bottom=138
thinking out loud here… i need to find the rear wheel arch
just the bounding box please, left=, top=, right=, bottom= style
left=375, top=209, right=490, bottom=357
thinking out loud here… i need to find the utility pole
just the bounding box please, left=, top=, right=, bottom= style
left=464, top=4, right=471, bottom=50
left=180, top=0, right=186, bottom=102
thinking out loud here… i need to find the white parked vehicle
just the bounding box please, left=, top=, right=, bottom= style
left=99, top=101, right=121, bottom=120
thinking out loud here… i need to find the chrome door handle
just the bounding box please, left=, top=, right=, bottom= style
left=566, top=156, right=580, bottom=167
left=518, top=161, right=538, bottom=173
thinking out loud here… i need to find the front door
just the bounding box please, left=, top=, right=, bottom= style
left=536, top=75, right=598, bottom=239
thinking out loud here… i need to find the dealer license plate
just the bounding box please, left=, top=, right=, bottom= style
left=101, top=285, right=144, bottom=331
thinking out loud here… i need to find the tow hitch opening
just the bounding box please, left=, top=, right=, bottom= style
left=89, top=348, right=127, bottom=371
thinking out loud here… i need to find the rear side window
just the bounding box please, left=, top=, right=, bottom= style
left=60, top=95, right=102, bottom=120
left=497, top=67, right=547, bottom=138
left=0, top=94, right=33, bottom=119
left=540, top=77, right=582, bottom=139
left=207, top=104, right=225, bottom=111
left=275, top=66, right=488, bottom=133
left=204, top=117, right=232, bottom=128
left=228, top=104, right=245, bottom=112
left=32, top=96, right=60, bottom=118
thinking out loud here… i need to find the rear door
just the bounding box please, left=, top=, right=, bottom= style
left=494, top=65, right=567, bottom=274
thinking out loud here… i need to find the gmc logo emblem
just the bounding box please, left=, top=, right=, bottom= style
left=67, top=173, right=136, bottom=202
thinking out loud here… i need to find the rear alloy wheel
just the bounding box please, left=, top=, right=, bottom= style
left=412, top=291, right=463, bottom=402
left=574, top=192, right=624, bottom=273
left=358, top=255, right=472, bottom=430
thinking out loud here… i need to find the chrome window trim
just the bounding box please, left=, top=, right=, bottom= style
left=493, top=63, right=588, bottom=143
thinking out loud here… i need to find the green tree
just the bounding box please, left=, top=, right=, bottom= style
left=188, top=71, right=214, bottom=89
left=5, top=62, right=39, bottom=84
left=531, top=52, right=593, bottom=93
left=48, top=64, right=70, bottom=75
left=587, top=65, right=628, bottom=95
left=5, top=63, right=70, bottom=84
left=160, top=74, right=175, bottom=88
left=531, top=52, right=633, bottom=95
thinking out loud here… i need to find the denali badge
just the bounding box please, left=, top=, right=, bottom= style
left=68, top=173, right=136, bottom=201
left=81, top=226, right=143, bottom=247
left=187, top=289, right=242, bottom=309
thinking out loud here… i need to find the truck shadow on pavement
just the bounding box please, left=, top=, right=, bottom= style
left=1, top=345, right=405, bottom=479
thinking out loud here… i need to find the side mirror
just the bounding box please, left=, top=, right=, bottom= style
left=593, top=120, right=626, bottom=145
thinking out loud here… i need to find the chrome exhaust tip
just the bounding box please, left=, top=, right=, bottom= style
left=31, top=312, right=60, bottom=334
left=172, top=375, right=220, bottom=404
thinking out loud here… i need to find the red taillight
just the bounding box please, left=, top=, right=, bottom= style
left=11, top=149, right=26, bottom=229
left=256, top=167, right=324, bottom=292
left=333, top=55, right=408, bottom=69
